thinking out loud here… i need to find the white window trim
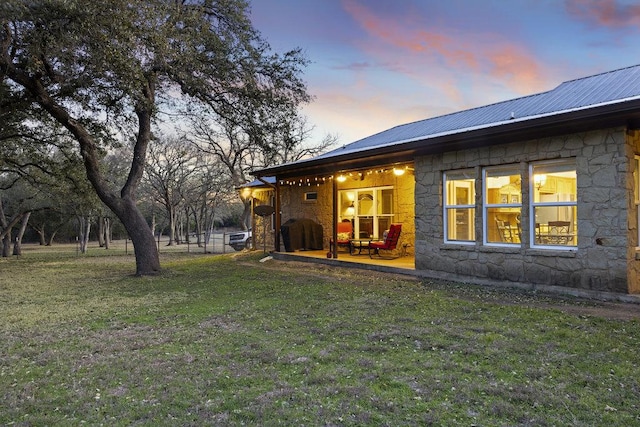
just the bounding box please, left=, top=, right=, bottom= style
left=338, top=186, right=394, bottom=238
left=529, top=160, right=577, bottom=251
left=443, top=170, right=476, bottom=245
left=483, top=166, right=522, bottom=247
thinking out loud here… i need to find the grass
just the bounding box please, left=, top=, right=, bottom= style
left=1, top=244, right=640, bottom=425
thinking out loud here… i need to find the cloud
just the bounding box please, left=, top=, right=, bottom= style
left=332, top=61, right=373, bottom=71
left=565, top=0, right=640, bottom=28
left=341, top=0, right=548, bottom=94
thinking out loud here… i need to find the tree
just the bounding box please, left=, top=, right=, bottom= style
left=1, top=0, right=310, bottom=274
left=145, top=136, right=200, bottom=246
left=190, top=112, right=335, bottom=229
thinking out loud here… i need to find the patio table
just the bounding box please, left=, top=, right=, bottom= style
left=349, top=237, right=377, bottom=255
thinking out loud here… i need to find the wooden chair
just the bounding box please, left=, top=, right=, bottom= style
left=368, top=224, right=402, bottom=259
left=496, top=219, right=515, bottom=243
left=547, top=221, right=572, bottom=244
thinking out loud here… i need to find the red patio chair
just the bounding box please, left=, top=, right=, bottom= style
left=330, top=220, right=353, bottom=252
left=368, top=224, right=402, bottom=259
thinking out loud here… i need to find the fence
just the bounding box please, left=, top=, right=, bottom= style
left=120, top=232, right=246, bottom=255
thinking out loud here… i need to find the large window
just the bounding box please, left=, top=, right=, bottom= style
left=339, top=187, right=394, bottom=239
left=444, top=170, right=476, bottom=243
left=484, top=167, right=522, bottom=245
left=530, top=160, right=577, bottom=248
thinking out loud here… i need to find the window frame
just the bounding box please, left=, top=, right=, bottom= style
left=482, top=166, right=522, bottom=247
left=338, top=186, right=394, bottom=239
left=529, top=159, right=578, bottom=250
left=443, top=169, right=476, bottom=245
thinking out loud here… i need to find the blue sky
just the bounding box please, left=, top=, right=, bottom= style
left=250, top=0, right=640, bottom=145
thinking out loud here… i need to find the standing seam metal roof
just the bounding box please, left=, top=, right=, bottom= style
left=311, top=64, right=640, bottom=160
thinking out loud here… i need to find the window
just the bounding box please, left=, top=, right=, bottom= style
left=484, top=167, right=522, bottom=245
left=303, top=191, right=318, bottom=202
left=444, top=170, right=476, bottom=243
left=530, top=160, right=577, bottom=248
left=338, top=187, right=394, bottom=238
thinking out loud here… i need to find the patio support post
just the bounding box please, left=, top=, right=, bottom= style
left=332, top=174, right=338, bottom=259
left=250, top=198, right=256, bottom=250
left=275, top=180, right=281, bottom=252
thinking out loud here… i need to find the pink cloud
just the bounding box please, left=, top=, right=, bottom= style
left=565, top=0, right=640, bottom=28
left=341, top=0, right=548, bottom=94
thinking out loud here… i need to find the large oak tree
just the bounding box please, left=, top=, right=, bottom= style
left=0, top=0, right=309, bottom=275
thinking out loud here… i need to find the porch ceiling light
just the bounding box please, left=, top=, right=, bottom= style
left=393, top=167, right=406, bottom=176
left=337, top=175, right=347, bottom=183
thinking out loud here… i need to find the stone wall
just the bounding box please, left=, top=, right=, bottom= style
left=414, top=127, right=640, bottom=294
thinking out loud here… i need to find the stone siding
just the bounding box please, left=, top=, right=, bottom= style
left=414, top=127, right=640, bottom=294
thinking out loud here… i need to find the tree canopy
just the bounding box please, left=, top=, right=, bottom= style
left=1, top=0, right=311, bottom=274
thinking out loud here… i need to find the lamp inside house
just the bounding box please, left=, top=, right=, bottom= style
left=346, top=201, right=355, bottom=216
left=534, top=174, right=547, bottom=190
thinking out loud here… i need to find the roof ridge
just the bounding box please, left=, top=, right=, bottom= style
left=558, top=63, right=640, bottom=86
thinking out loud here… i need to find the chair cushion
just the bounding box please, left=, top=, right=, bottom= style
left=337, top=232, right=350, bottom=242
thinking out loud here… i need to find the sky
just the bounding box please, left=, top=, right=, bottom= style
left=249, top=0, right=640, bottom=146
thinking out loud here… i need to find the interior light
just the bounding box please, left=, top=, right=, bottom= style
left=346, top=201, right=355, bottom=216
left=534, top=174, right=547, bottom=189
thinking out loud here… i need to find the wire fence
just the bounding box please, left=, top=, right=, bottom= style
left=68, top=232, right=249, bottom=256
left=14, top=232, right=257, bottom=260
left=152, top=232, right=247, bottom=254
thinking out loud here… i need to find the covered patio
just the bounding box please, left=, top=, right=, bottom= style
left=247, top=160, right=416, bottom=266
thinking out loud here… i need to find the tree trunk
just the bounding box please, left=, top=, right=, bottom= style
left=10, top=68, right=160, bottom=275
left=47, top=231, right=57, bottom=246
left=118, top=199, right=159, bottom=274
left=39, top=227, right=46, bottom=245
left=151, top=214, right=156, bottom=240
left=2, top=232, right=11, bottom=257
left=167, top=204, right=177, bottom=246
left=77, top=216, right=90, bottom=254
left=98, top=216, right=105, bottom=247
left=103, top=217, right=111, bottom=250
left=13, top=212, right=30, bottom=256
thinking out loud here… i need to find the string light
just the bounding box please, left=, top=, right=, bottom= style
left=274, top=165, right=413, bottom=186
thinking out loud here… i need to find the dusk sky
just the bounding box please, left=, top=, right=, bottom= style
left=250, top=0, right=640, bottom=146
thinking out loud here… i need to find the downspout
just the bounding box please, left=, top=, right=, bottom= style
left=257, top=177, right=280, bottom=252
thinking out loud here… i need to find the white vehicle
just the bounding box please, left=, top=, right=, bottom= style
left=228, top=229, right=252, bottom=251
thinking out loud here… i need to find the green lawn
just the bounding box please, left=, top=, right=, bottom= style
left=1, top=246, right=639, bottom=426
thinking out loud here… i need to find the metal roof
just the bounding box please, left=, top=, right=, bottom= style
left=255, top=64, right=640, bottom=176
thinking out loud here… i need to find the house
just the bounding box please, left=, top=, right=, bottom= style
left=253, top=64, right=640, bottom=295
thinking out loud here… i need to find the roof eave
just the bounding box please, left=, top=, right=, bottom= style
left=254, top=99, right=640, bottom=179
